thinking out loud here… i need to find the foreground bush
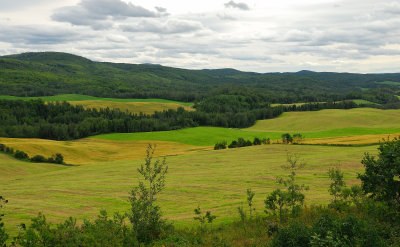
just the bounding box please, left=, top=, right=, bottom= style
left=0, top=196, right=7, bottom=247
left=14, top=211, right=139, bottom=247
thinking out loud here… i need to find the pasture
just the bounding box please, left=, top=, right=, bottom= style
left=245, top=108, right=400, bottom=132
left=270, top=99, right=378, bottom=107
left=0, top=94, right=193, bottom=105
left=0, top=94, right=193, bottom=114
left=94, top=108, right=400, bottom=146
left=68, top=100, right=193, bottom=114
left=92, top=127, right=281, bottom=146
left=1, top=144, right=378, bottom=234
left=0, top=138, right=208, bottom=165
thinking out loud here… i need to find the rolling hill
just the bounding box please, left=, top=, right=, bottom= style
left=1, top=52, right=400, bottom=103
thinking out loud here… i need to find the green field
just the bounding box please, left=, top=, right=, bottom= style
left=271, top=99, right=379, bottom=107
left=351, top=99, right=380, bottom=105
left=1, top=144, right=379, bottom=234
left=376, top=81, right=400, bottom=86
left=93, top=108, right=400, bottom=146
left=0, top=94, right=194, bottom=106
left=92, top=126, right=400, bottom=146
left=246, top=108, right=400, bottom=132
left=93, top=127, right=280, bottom=146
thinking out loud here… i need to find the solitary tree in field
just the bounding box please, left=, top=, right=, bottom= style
left=281, top=133, right=293, bottom=144
left=129, top=144, right=168, bottom=243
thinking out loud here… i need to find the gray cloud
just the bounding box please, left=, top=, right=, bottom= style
left=217, top=13, right=237, bottom=21
left=155, top=7, right=167, bottom=13
left=224, top=1, right=250, bottom=11
left=52, top=0, right=161, bottom=30
left=120, top=19, right=204, bottom=34
left=0, top=0, right=54, bottom=12
left=0, top=24, right=86, bottom=44
left=381, top=1, right=400, bottom=15
left=260, top=0, right=400, bottom=62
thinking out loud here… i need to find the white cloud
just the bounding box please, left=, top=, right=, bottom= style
left=120, top=19, right=205, bottom=34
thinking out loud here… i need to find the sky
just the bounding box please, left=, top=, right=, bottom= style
left=0, top=0, right=399, bottom=73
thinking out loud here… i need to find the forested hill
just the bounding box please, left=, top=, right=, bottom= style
left=1, top=52, right=400, bottom=103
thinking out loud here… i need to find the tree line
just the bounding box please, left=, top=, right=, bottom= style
left=0, top=144, right=65, bottom=165
left=0, top=97, right=364, bottom=140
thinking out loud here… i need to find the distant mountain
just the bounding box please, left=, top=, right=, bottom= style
left=3, top=52, right=92, bottom=64
left=0, top=52, right=399, bottom=103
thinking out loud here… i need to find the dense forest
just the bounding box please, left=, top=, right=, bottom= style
left=1, top=52, right=400, bottom=105
left=0, top=98, right=359, bottom=140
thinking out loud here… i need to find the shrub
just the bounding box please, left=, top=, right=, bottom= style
left=30, top=155, right=47, bottom=163
left=0, top=196, right=8, bottom=247
left=245, top=140, right=253, bottom=146
left=253, top=137, right=262, bottom=145
left=53, top=153, right=64, bottom=164
left=47, top=153, right=64, bottom=164
left=193, top=206, right=217, bottom=233
left=311, top=213, right=387, bottom=247
left=5, top=147, right=13, bottom=154
left=15, top=211, right=139, bottom=247
left=14, top=150, right=29, bottom=160
left=281, top=133, right=293, bottom=144
left=214, top=141, right=227, bottom=150
left=272, top=222, right=311, bottom=247
left=228, top=140, right=238, bottom=148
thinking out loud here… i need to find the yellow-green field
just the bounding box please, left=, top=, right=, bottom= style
left=0, top=94, right=194, bottom=114
left=246, top=108, right=400, bottom=132
left=1, top=144, right=378, bottom=234
left=0, top=138, right=208, bottom=165
left=303, top=133, right=400, bottom=145
left=68, top=100, right=193, bottom=114
left=0, top=94, right=193, bottom=105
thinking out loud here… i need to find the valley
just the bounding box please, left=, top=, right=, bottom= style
left=1, top=52, right=400, bottom=246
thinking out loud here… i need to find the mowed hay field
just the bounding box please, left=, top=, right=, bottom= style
left=68, top=100, right=193, bottom=114
left=0, top=94, right=193, bottom=105
left=1, top=144, right=378, bottom=234
left=245, top=108, right=400, bottom=141
left=0, top=138, right=209, bottom=165
left=0, top=94, right=193, bottom=114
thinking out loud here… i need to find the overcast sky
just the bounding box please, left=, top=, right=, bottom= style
left=0, top=0, right=399, bottom=73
